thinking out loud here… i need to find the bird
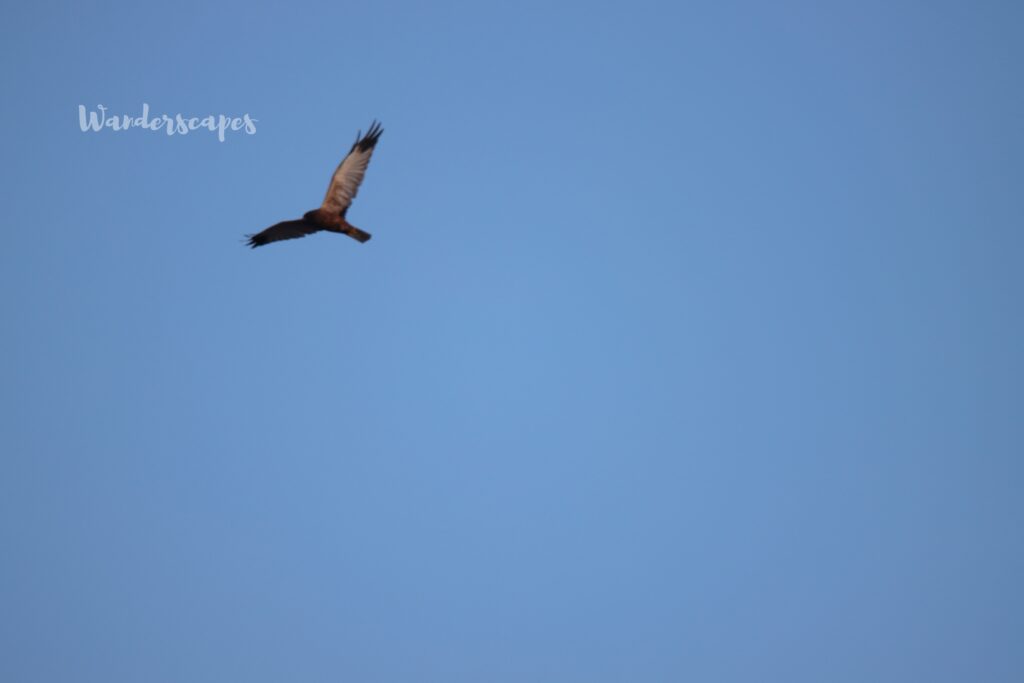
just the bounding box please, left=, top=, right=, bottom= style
left=246, top=121, right=383, bottom=248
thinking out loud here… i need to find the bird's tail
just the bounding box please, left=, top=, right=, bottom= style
left=341, top=222, right=372, bottom=243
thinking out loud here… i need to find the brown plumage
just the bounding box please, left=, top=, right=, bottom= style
left=246, top=121, right=383, bottom=248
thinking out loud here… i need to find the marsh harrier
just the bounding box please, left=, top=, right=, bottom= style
left=246, top=121, right=383, bottom=248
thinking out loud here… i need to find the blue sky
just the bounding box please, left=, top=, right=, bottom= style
left=1, top=1, right=1022, bottom=681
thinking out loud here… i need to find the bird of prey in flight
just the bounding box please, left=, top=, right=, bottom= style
left=246, top=121, right=383, bottom=248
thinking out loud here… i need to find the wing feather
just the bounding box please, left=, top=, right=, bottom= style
left=321, top=120, right=383, bottom=216
left=246, top=219, right=322, bottom=248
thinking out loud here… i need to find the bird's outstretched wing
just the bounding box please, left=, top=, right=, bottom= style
left=246, top=219, right=322, bottom=248
left=321, top=120, right=383, bottom=217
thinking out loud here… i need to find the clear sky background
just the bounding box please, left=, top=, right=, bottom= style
left=1, top=1, right=1022, bottom=681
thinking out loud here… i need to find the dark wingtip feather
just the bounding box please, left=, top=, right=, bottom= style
left=347, top=120, right=384, bottom=153
left=356, top=120, right=384, bottom=152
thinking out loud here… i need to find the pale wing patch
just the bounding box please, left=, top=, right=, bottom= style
left=321, top=121, right=383, bottom=216
left=321, top=147, right=375, bottom=215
